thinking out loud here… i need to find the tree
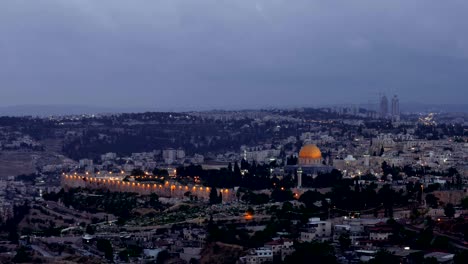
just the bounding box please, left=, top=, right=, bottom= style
left=284, top=242, right=337, bottom=264
left=415, top=228, right=434, bottom=249
left=448, top=167, right=458, bottom=177
left=424, top=216, right=435, bottom=229
left=85, top=224, right=95, bottom=235
left=456, top=174, right=463, bottom=189
left=209, top=187, right=220, bottom=205
left=149, top=193, right=160, bottom=208
left=461, top=197, right=468, bottom=209
left=8, top=227, right=19, bottom=244
left=156, top=250, right=170, bottom=264
left=240, top=158, right=249, bottom=170
left=312, top=169, right=343, bottom=188
left=246, top=207, right=255, bottom=216
left=425, top=194, right=439, bottom=208
left=241, top=191, right=269, bottom=205
left=425, top=183, right=441, bottom=193
left=410, top=208, right=420, bottom=222
left=432, top=236, right=450, bottom=250
left=378, top=184, right=394, bottom=218
left=234, top=162, right=241, bottom=177
left=12, top=246, right=32, bottom=263
left=454, top=250, right=468, bottom=264
left=286, top=155, right=298, bottom=165
left=153, top=168, right=169, bottom=177
left=424, top=257, right=439, bottom=264
left=368, top=250, right=399, bottom=264
left=119, top=250, right=129, bottom=262
left=444, top=203, right=455, bottom=218
left=130, top=168, right=145, bottom=176
left=271, top=188, right=294, bottom=202
left=338, top=234, right=351, bottom=250
left=299, top=190, right=324, bottom=209
left=361, top=173, right=377, bottom=181
left=96, top=239, right=113, bottom=261
left=126, top=244, right=143, bottom=258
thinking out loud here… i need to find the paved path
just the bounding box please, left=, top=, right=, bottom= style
left=31, top=245, right=53, bottom=258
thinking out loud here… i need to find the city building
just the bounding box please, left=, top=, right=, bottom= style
left=380, top=95, right=389, bottom=118
left=368, top=222, right=393, bottom=241
left=78, top=159, right=93, bottom=168
left=300, top=218, right=332, bottom=242
left=163, top=148, right=186, bottom=164
left=391, top=95, right=400, bottom=121
left=239, top=248, right=274, bottom=264
left=264, top=239, right=294, bottom=261
left=298, top=144, right=322, bottom=165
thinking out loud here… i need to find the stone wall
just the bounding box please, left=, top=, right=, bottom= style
left=433, top=189, right=467, bottom=205
left=61, top=175, right=236, bottom=202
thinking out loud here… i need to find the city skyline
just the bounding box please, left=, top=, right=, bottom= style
left=0, top=1, right=467, bottom=263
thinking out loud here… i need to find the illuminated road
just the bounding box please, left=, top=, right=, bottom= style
left=125, top=214, right=271, bottom=231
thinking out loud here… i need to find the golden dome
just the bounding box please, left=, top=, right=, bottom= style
left=299, top=144, right=322, bottom=160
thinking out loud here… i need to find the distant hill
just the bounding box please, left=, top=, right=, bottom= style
left=0, top=105, right=115, bottom=116
left=0, top=105, right=159, bottom=117
left=399, top=103, right=468, bottom=113
left=1, top=103, right=467, bottom=117
left=0, top=104, right=244, bottom=116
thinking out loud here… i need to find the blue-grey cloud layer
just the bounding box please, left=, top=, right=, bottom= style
left=1, top=0, right=467, bottom=108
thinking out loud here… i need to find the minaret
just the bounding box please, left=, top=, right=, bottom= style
left=297, top=167, right=303, bottom=188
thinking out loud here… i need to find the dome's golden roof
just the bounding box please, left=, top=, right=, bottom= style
left=299, top=144, right=322, bottom=160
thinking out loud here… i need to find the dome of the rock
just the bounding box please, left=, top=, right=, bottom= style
left=298, top=144, right=322, bottom=165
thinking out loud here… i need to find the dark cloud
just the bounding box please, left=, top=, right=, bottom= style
left=1, top=0, right=467, bottom=109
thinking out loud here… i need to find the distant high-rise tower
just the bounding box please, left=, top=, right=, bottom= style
left=380, top=95, right=388, bottom=118
left=391, top=95, right=400, bottom=121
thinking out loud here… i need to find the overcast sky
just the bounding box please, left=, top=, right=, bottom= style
left=1, top=0, right=467, bottom=109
